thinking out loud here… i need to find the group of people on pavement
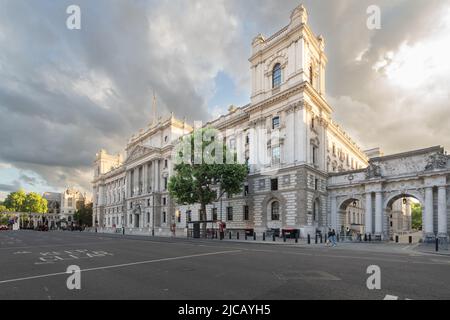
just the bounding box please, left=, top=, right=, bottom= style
left=327, top=228, right=337, bottom=247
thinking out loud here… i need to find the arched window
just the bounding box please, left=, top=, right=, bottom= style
left=271, top=201, right=280, bottom=221
left=272, top=63, right=281, bottom=88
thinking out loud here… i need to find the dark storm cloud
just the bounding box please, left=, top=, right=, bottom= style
left=0, top=181, right=21, bottom=193
left=0, top=0, right=449, bottom=194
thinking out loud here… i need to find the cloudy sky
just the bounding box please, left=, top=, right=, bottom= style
left=1, top=0, right=449, bottom=199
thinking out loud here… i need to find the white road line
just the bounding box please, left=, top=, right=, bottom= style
left=0, top=250, right=242, bottom=285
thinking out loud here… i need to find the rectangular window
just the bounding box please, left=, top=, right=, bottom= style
left=163, top=212, right=166, bottom=223
left=312, top=146, right=318, bottom=165
left=271, top=178, right=278, bottom=191
left=187, top=210, right=192, bottom=222
left=164, top=159, right=168, bottom=168
left=163, top=197, right=166, bottom=206
left=229, top=138, right=236, bottom=150
left=212, top=208, right=218, bottom=222
left=227, top=207, right=233, bottom=221
left=244, top=206, right=249, bottom=221
left=177, top=213, right=181, bottom=223
left=164, top=177, right=168, bottom=190
left=272, top=116, right=280, bottom=130
left=272, top=146, right=280, bottom=165
left=244, top=185, right=249, bottom=196
left=315, top=179, right=319, bottom=191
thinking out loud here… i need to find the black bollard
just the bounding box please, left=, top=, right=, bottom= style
left=245, top=234, right=247, bottom=240
left=409, top=236, right=412, bottom=244
left=364, top=234, right=367, bottom=242
left=273, top=233, right=276, bottom=242
left=295, top=232, right=298, bottom=243
left=229, top=232, right=232, bottom=240
left=315, top=235, right=318, bottom=244
left=237, top=232, right=239, bottom=240
left=436, top=238, right=439, bottom=252
left=368, top=234, right=371, bottom=242
left=254, top=233, right=256, bottom=241
left=307, top=234, right=311, bottom=244
left=395, top=235, right=399, bottom=243
left=263, top=232, right=266, bottom=241
left=337, top=234, right=340, bottom=242
left=320, top=234, right=323, bottom=244
left=283, top=233, right=286, bottom=242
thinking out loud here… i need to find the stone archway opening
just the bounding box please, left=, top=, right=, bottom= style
left=386, top=194, right=422, bottom=243
left=338, top=198, right=365, bottom=239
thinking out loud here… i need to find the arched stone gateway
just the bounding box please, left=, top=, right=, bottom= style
left=328, top=146, right=449, bottom=241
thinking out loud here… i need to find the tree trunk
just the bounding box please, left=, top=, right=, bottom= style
left=201, top=203, right=207, bottom=238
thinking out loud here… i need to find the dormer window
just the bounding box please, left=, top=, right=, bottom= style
left=272, top=63, right=281, bottom=88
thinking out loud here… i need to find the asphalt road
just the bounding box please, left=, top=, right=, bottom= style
left=0, top=230, right=449, bottom=300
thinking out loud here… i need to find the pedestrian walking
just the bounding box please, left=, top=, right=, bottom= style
left=327, top=228, right=332, bottom=246
left=331, top=229, right=337, bottom=247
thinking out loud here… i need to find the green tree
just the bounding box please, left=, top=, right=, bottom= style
left=74, top=202, right=93, bottom=227
left=0, top=205, right=9, bottom=213
left=24, top=192, right=48, bottom=213
left=169, top=128, right=248, bottom=233
left=411, top=202, right=422, bottom=230
left=4, top=189, right=27, bottom=212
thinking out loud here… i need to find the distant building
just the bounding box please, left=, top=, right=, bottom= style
left=42, top=192, right=61, bottom=214
left=60, top=188, right=88, bottom=223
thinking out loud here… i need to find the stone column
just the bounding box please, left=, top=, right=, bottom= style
left=424, top=187, right=434, bottom=237
left=375, top=192, right=383, bottom=236
left=286, top=108, right=295, bottom=164
left=438, top=186, right=447, bottom=238
left=157, top=160, right=161, bottom=191
left=330, top=196, right=337, bottom=230
left=365, top=192, right=373, bottom=235
left=143, top=163, right=148, bottom=195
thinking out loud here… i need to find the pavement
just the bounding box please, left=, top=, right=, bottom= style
left=0, top=230, right=449, bottom=300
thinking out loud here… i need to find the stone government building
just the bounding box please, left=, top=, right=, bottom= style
left=92, top=4, right=449, bottom=241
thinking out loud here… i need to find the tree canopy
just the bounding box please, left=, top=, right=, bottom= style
left=3, top=189, right=48, bottom=213
left=169, top=127, right=248, bottom=223
left=74, top=202, right=93, bottom=227
left=411, top=202, right=422, bottom=230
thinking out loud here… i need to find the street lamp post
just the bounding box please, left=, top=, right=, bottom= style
left=152, top=193, right=155, bottom=236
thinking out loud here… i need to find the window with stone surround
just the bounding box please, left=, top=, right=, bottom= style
left=271, top=178, right=278, bottom=191
left=272, top=146, right=280, bottom=164
left=272, top=116, right=280, bottom=130
left=244, top=205, right=249, bottom=221
left=271, top=201, right=280, bottom=221
left=272, top=63, right=281, bottom=88
left=227, top=207, right=233, bottom=221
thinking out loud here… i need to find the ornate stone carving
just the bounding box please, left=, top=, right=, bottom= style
left=425, top=153, right=447, bottom=171
left=365, top=163, right=382, bottom=179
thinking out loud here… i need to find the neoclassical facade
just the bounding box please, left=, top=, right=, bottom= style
left=92, top=4, right=449, bottom=240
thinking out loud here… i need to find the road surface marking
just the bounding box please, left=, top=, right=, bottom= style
left=0, top=249, right=242, bottom=285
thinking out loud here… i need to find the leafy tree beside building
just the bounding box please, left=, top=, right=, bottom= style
left=3, top=189, right=47, bottom=213
left=169, top=128, right=248, bottom=232
left=411, top=202, right=422, bottom=231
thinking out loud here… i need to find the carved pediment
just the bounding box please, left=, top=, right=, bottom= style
left=126, top=145, right=157, bottom=163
